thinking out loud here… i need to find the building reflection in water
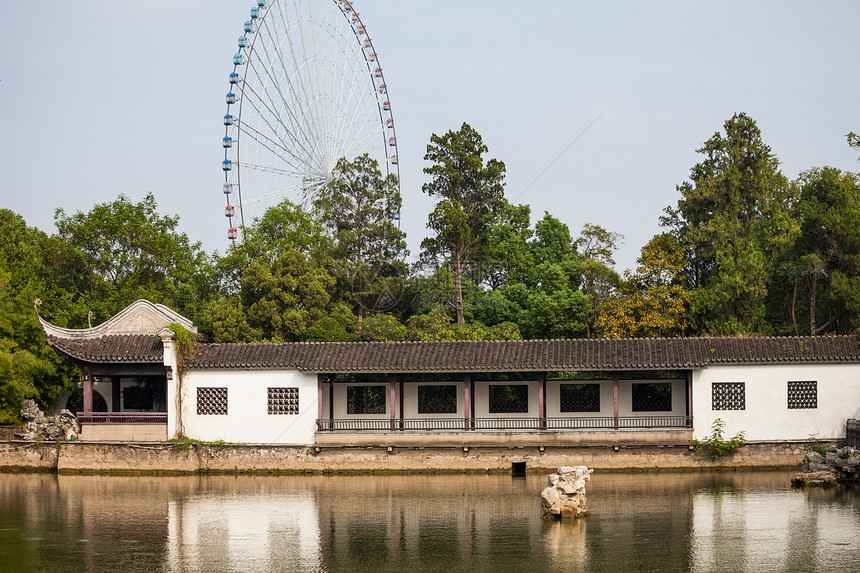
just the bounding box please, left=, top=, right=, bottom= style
left=2, top=471, right=860, bottom=572
left=164, top=477, right=321, bottom=571
left=690, top=473, right=860, bottom=571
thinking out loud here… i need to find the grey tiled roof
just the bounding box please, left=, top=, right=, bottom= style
left=46, top=334, right=164, bottom=364
left=188, top=336, right=860, bottom=373
left=44, top=330, right=860, bottom=372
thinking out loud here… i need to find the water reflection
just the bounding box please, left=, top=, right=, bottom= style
left=1, top=471, right=859, bottom=572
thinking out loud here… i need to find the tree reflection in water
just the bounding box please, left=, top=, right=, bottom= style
left=1, top=471, right=859, bottom=572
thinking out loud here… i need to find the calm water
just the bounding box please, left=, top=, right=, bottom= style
left=1, top=471, right=858, bottom=572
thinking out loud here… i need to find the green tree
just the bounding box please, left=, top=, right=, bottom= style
left=575, top=223, right=622, bottom=338
left=848, top=132, right=860, bottom=158
left=216, top=199, right=332, bottom=296
left=407, top=307, right=457, bottom=341
left=780, top=167, right=860, bottom=334
left=598, top=234, right=690, bottom=338
left=665, top=113, right=797, bottom=334
left=239, top=249, right=349, bottom=342
left=198, top=299, right=260, bottom=343
left=477, top=208, right=589, bottom=339
left=484, top=202, right=533, bottom=289
left=53, top=193, right=215, bottom=323
left=0, top=212, right=79, bottom=420
left=355, top=313, right=408, bottom=342
left=314, top=154, right=407, bottom=324
left=421, top=123, right=506, bottom=323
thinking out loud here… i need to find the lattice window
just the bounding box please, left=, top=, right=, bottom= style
left=788, top=381, right=817, bottom=409
left=347, top=385, right=386, bottom=415
left=197, top=387, right=228, bottom=415
left=560, top=384, right=600, bottom=413
left=489, top=384, right=529, bottom=414
left=418, top=385, right=457, bottom=414
left=712, top=382, right=745, bottom=411
left=632, top=383, right=672, bottom=412
left=268, top=387, right=299, bottom=415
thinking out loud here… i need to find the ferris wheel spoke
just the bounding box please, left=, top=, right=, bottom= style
left=243, top=184, right=309, bottom=206
left=339, top=81, right=380, bottom=156
left=254, top=11, right=323, bottom=147
left=238, top=162, right=310, bottom=178
left=238, top=119, right=311, bottom=173
left=245, top=57, right=314, bottom=153
left=289, top=7, right=326, bottom=146
left=240, top=79, right=316, bottom=162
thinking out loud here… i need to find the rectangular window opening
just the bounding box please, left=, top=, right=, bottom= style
left=631, top=382, right=672, bottom=412
left=347, top=385, right=386, bottom=415
left=489, top=384, right=529, bottom=414
left=560, top=383, right=600, bottom=413
left=418, top=385, right=457, bottom=414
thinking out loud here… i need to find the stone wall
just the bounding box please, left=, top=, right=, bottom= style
left=0, top=441, right=808, bottom=475
left=0, top=426, right=21, bottom=441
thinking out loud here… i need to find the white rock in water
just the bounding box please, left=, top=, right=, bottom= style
left=540, top=465, right=593, bottom=519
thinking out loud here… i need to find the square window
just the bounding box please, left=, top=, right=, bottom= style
left=197, top=387, right=228, bottom=415
left=347, top=386, right=386, bottom=415
left=632, top=383, right=672, bottom=412
left=122, top=384, right=154, bottom=411
left=712, top=382, right=745, bottom=411
left=418, top=385, right=457, bottom=414
left=560, top=384, right=600, bottom=413
left=268, top=387, right=299, bottom=415
left=489, top=384, right=529, bottom=414
left=788, top=381, right=817, bottom=409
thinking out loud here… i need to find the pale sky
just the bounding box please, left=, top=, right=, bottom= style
left=2, top=1, right=858, bottom=273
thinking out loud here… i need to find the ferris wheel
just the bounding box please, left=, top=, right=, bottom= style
left=221, top=0, right=400, bottom=241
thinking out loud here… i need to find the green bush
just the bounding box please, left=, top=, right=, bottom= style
left=693, top=418, right=747, bottom=460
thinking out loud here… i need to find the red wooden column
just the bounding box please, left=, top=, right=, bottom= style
left=329, top=376, right=334, bottom=421
left=463, top=374, right=472, bottom=430
left=686, top=370, right=693, bottom=428
left=538, top=372, right=547, bottom=430
left=317, top=374, right=324, bottom=429
left=470, top=376, right=476, bottom=429
left=399, top=377, right=405, bottom=430
left=83, top=371, right=93, bottom=414
left=612, top=372, right=620, bottom=430
left=112, top=377, right=121, bottom=412
left=389, top=374, right=397, bottom=430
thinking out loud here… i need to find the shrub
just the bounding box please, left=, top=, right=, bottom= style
left=693, top=418, right=747, bottom=460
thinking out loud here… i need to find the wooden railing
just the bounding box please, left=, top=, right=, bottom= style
left=77, top=413, right=168, bottom=425
left=317, top=416, right=693, bottom=432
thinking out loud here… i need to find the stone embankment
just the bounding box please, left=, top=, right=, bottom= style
left=791, top=447, right=860, bottom=487
left=0, top=441, right=809, bottom=475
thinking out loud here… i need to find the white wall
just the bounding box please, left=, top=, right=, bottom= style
left=693, top=364, right=860, bottom=442
left=181, top=369, right=319, bottom=444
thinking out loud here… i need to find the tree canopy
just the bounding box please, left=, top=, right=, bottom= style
left=3, top=113, right=858, bottom=423
left=421, top=123, right=506, bottom=323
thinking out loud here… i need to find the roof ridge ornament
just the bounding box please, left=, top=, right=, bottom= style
left=37, top=299, right=197, bottom=340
